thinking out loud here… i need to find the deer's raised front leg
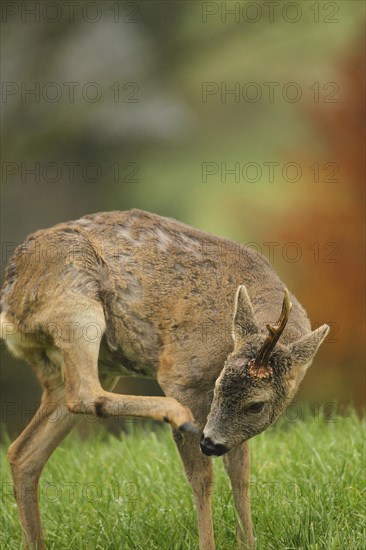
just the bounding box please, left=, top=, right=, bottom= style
left=223, top=441, right=255, bottom=549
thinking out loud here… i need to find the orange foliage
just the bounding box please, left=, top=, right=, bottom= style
left=279, top=37, right=365, bottom=409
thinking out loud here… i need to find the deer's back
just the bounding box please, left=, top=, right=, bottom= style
left=1, top=210, right=310, bottom=376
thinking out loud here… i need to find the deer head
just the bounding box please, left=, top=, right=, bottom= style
left=200, top=285, right=329, bottom=456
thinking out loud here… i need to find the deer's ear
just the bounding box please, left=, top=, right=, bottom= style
left=233, top=285, right=259, bottom=343
left=289, top=324, right=329, bottom=368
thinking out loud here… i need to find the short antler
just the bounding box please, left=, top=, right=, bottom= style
left=252, top=289, right=292, bottom=371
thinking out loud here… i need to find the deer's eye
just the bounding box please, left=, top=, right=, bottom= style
left=246, top=402, right=265, bottom=413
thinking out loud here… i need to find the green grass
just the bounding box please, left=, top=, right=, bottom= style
left=0, top=409, right=365, bottom=549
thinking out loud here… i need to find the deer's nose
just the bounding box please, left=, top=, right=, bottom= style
left=200, top=435, right=229, bottom=457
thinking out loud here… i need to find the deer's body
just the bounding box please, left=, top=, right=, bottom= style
left=1, top=209, right=328, bottom=550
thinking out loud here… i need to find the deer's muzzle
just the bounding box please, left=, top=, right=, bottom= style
left=200, top=435, right=229, bottom=457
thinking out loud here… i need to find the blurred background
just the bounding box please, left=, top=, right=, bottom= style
left=1, top=0, right=365, bottom=437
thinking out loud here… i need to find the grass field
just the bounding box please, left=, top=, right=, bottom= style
left=0, top=408, right=364, bottom=550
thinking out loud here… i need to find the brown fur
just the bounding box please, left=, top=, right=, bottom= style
left=0, top=209, right=329, bottom=549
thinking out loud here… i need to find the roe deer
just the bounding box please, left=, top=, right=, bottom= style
left=0, top=209, right=329, bottom=549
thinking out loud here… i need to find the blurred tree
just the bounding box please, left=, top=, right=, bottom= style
left=277, top=37, right=365, bottom=409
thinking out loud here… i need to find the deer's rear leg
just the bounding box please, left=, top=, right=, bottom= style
left=8, top=377, right=78, bottom=549
left=58, top=312, right=195, bottom=430
left=8, top=363, right=118, bottom=550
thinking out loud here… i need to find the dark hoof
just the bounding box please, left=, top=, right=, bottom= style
left=179, top=422, right=199, bottom=434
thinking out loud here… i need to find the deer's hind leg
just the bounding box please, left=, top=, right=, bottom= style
left=54, top=304, right=194, bottom=430
left=7, top=348, right=78, bottom=550
left=8, top=342, right=119, bottom=550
